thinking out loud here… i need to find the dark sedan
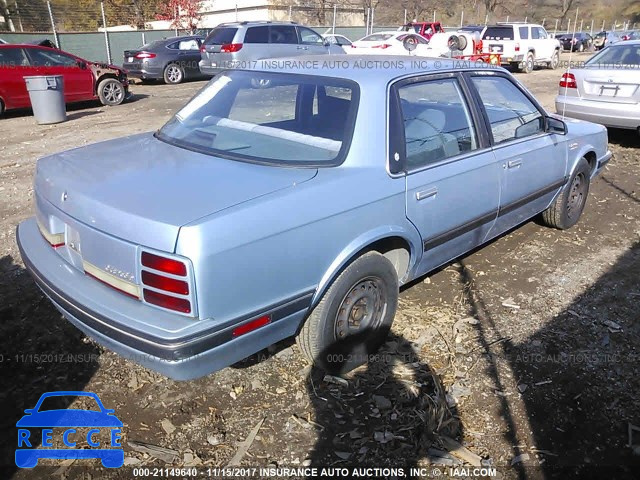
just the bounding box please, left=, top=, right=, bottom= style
left=556, top=32, right=592, bottom=52
left=123, top=35, right=205, bottom=84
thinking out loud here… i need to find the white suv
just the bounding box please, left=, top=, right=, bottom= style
left=482, top=23, right=561, bottom=73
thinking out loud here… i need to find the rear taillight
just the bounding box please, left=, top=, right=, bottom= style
left=373, top=43, right=392, bottom=49
left=515, top=43, right=520, bottom=52
left=200, top=45, right=206, bottom=52
left=141, top=252, right=187, bottom=276
left=141, top=251, right=193, bottom=314
left=220, top=43, right=243, bottom=53
left=473, top=39, right=483, bottom=54
left=134, top=52, right=156, bottom=59
left=559, top=73, right=577, bottom=89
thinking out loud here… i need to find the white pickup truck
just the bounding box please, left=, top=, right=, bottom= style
left=482, top=23, right=561, bottom=73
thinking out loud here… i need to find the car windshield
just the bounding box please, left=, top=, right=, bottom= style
left=156, top=70, right=359, bottom=166
left=38, top=395, right=101, bottom=412
left=483, top=27, right=514, bottom=40
left=586, top=44, right=640, bottom=66
left=361, top=33, right=394, bottom=42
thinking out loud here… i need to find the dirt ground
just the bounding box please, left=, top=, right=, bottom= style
left=1, top=52, right=639, bottom=479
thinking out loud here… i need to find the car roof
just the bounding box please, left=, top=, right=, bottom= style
left=215, top=21, right=302, bottom=27
left=250, top=54, right=504, bottom=84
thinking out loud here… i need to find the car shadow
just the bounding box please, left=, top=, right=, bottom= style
left=306, top=331, right=463, bottom=473
left=0, top=255, right=100, bottom=477
left=455, top=241, right=640, bottom=477
left=607, top=128, right=640, bottom=148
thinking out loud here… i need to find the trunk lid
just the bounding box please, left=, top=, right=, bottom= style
left=573, top=67, right=640, bottom=104
left=35, top=133, right=317, bottom=253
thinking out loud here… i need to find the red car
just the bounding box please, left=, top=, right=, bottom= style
left=400, top=21, right=445, bottom=41
left=0, top=44, right=129, bottom=115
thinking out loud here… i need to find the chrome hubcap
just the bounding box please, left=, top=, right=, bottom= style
left=102, top=82, right=123, bottom=103
left=167, top=66, right=182, bottom=83
left=335, top=277, right=387, bottom=339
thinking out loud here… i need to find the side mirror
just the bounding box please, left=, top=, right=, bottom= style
left=546, top=116, right=567, bottom=135
left=323, top=39, right=331, bottom=48
left=76, top=60, right=87, bottom=70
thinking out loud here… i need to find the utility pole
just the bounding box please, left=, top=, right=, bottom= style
left=100, top=2, right=112, bottom=64
left=46, top=1, right=59, bottom=48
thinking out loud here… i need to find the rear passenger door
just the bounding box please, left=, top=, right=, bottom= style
left=392, top=74, right=501, bottom=276
left=468, top=73, right=567, bottom=235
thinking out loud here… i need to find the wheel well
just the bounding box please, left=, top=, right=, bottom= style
left=0, top=96, right=5, bottom=115
left=583, top=151, right=597, bottom=173
left=362, top=236, right=412, bottom=281
left=95, top=74, right=118, bottom=93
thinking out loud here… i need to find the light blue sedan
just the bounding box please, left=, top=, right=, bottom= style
left=17, top=56, right=611, bottom=380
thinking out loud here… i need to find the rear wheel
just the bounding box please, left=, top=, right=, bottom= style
left=163, top=63, right=184, bottom=84
left=297, top=252, right=399, bottom=374
left=541, top=158, right=591, bottom=230
left=97, top=78, right=125, bottom=106
left=522, top=52, right=535, bottom=73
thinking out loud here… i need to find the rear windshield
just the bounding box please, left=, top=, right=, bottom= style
left=204, top=27, right=237, bottom=45
left=361, top=33, right=394, bottom=42
left=586, top=44, right=640, bottom=66
left=483, top=27, right=514, bottom=40
left=156, top=71, right=359, bottom=166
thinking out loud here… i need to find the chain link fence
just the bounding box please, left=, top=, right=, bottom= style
left=0, top=1, right=637, bottom=65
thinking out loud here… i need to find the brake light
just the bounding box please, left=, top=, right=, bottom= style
left=143, top=289, right=191, bottom=314
left=559, top=73, right=577, bottom=88
left=200, top=45, right=206, bottom=52
left=232, top=315, right=271, bottom=337
left=515, top=43, right=520, bottom=52
left=220, top=43, right=243, bottom=53
left=373, top=43, right=392, bottom=49
left=141, top=271, right=188, bottom=295
left=134, top=52, right=156, bottom=59
left=141, top=252, right=187, bottom=276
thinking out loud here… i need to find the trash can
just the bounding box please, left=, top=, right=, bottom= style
left=24, top=75, right=67, bottom=125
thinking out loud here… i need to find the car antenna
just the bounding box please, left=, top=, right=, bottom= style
left=561, top=7, right=580, bottom=120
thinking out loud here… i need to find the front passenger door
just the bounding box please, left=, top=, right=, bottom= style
left=469, top=74, right=567, bottom=235
left=394, top=75, right=501, bottom=276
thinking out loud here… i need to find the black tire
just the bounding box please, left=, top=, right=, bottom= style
left=0, top=98, right=4, bottom=116
left=297, top=251, right=399, bottom=374
left=548, top=50, right=560, bottom=69
left=510, top=61, right=522, bottom=72
left=522, top=52, right=535, bottom=73
left=163, top=63, right=184, bottom=84
left=541, top=158, right=591, bottom=230
left=97, top=78, right=125, bottom=106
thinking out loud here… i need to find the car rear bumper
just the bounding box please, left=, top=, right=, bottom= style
left=198, top=60, right=224, bottom=76
left=17, top=217, right=311, bottom=380
left=555, top=95, right=640, bottom=129
left=122, top=62, right=163, bottom=79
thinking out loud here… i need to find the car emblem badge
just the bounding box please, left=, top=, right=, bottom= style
left=61, top=191, right=68, bottom=202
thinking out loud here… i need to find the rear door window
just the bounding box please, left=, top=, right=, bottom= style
left=0, top=47, right=29, bottom=67
left=25, top=48, right=77, bottom=67
left=244, top=26, right=269, bottom=44
left=269, top=25, right=298, bottom=44
left=519, top=27, right=529, bottom=39
left=204, top=27, right=238, bottom=45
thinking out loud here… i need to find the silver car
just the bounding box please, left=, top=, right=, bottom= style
left=555, top=40, right=640, bottom=131
left=17, top=58, right=611, bottom=380
left=199, top=21, right=342, bottom=76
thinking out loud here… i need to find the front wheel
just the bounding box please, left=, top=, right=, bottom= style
left=97, top=78, right=125, bottom=106
left=541, top=158, right=591, bottom=230
left=297, top=252, right=399, bottom=374
left=548, top=50, right=560, bottom=69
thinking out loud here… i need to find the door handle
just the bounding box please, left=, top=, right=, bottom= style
left=416, top=187, right=438, bottom=201
left=507, top=159, right=523, bottom=169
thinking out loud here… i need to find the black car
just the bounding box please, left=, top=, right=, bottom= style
left=556, top=32, right=592, bottom=52
left=122, top=35, right=205, bottom=85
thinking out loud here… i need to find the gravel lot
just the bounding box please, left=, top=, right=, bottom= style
left=1, top=52, right=639, bottom=479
